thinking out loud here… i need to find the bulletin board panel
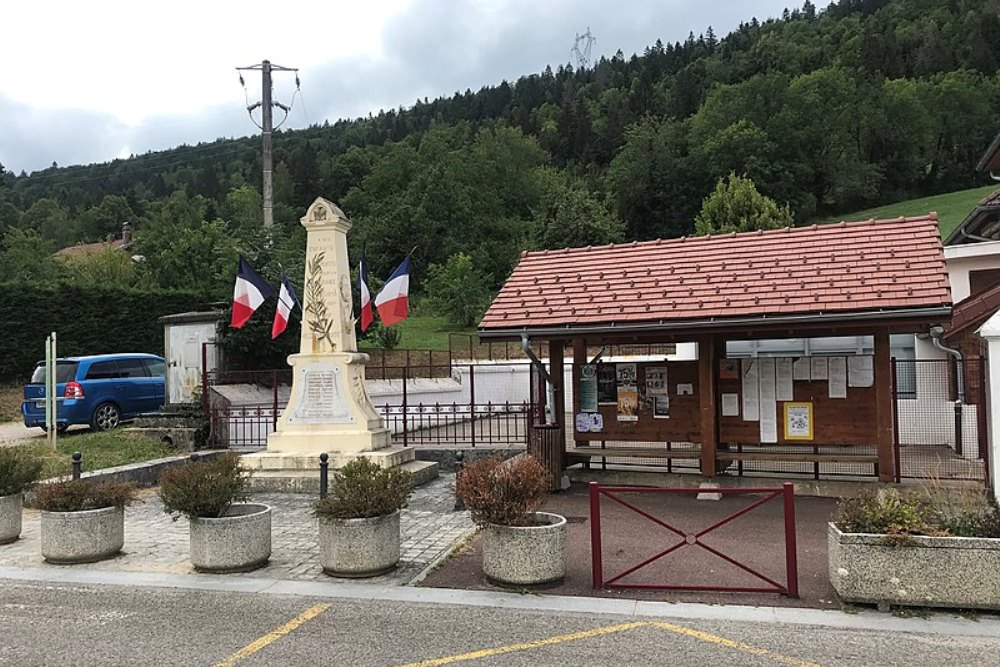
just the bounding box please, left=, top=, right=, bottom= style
left=573, top=361, right=701, bottom=442
left=718, top=361, right=878, bottom=446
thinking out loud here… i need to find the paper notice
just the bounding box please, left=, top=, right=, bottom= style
left=811, top=357, right=828, bottom=380
left=742, top=359, right=759, bottom=422
left=793, top=357, right=811, bottom=381
left=848, top=356, right=874, bottom=388
left=776, top=358, right=794, bottom=401
left=758, top=358, right=778, bottom=443
left=829, top=356, right=847, bottom=398
left=722, top=393, right=740, bottom=417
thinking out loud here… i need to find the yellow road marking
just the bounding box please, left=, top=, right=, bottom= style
left=213, top=603, right=331, bottom=667
left=394, top=621, right=650, bottom=667
left=652, top=622, right=825, bottom=667
left=395, top=619, right=825, bottom=667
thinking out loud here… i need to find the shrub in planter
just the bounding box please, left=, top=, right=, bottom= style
left=159, top=453, right=271, bottom=573
left=314, top=457, right=411, bottom=578
left=35, top=480, right=138, bottom=563
left=830, top=489, right=1000, bottom=610
left=455, top=454, right=566, bottom=586
left=0, top=447, right=44, bottom=544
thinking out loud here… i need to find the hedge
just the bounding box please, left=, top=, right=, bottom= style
left=0, top=282, right=212, bottom=382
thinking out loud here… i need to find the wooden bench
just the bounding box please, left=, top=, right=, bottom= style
left=567, top=446, right=702, bottom=461
left=717, top=452, right=878, bottom=465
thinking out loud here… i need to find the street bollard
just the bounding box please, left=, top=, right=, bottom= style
left=71, top=452, right=82, bottom=480
left=319, top=453, right=329, bottom=499
left=453, top=450, right=465, bottom=511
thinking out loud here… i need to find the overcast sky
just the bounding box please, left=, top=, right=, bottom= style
left=1, top=0, right=792, bottom=174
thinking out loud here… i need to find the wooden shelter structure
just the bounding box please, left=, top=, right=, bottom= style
left=479, top=216, right=953, bottom=483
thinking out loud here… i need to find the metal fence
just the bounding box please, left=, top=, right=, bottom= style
left=893, top=358, right=988, bottom=484
left=204, top=361, right=534, bottom=449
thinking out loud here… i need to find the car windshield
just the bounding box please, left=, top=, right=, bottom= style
left=30, top=361, right=79, bottom=384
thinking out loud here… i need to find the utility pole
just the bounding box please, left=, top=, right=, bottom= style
left=237, top=60, right=298, bottom=227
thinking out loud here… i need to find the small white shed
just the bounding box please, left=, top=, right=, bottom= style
left=159, top=311, right=225, bottom=406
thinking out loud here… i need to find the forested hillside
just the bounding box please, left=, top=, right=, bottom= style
left=2, top=0, right=999, bottom=308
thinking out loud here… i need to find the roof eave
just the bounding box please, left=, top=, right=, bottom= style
left=478, top=306, right=953, bottom=340
left=976, top=132, right=1000, bottom=173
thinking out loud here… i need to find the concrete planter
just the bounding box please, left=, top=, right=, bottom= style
left=189, top=503, right=272, bottom=573
left=829, top=522, right=1000, bottom=610
left=318, top=510, right=401, bottom=578
left=483, top=511, right=566, bottom=586
left=40, top=506, right=124, bottom=564
left=1, top=493, right=23, bottom=545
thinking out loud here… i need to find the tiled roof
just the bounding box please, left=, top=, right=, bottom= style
left=945, top=189, right=1000, bottom=245
left=977, top=131, right=1000, bottom=173
left=54, top=238, right=128, bottom=259
left=945, top=283, right=1000, bottom=341
left=480, top=215, right=951, bottom=335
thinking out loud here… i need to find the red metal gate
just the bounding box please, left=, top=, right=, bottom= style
left=589, top=482, right=798, bottom=597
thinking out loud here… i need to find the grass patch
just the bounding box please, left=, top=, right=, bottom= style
left=16, top=430, right=176, bottom=479
left=0, top=384, right=22, bottom=423
left=813, top=184, right=998, bottom=239
left=390, top=315, right=476, bottom=351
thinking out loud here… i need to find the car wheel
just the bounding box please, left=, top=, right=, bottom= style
left=91, top=403, right=121, bottom=431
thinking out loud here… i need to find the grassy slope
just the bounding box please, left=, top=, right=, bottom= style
left=813, top=185, right=998, bottom=239
left=391, top=315, right=477, bottom=351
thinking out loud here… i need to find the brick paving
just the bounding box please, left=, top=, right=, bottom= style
left=1, top=474, right=475, bottom=586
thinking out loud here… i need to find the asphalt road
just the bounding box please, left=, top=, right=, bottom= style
left=1, top=579, right=997, bottom=667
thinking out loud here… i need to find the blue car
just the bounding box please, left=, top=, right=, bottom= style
left=22, top=353, right=166, bottom=432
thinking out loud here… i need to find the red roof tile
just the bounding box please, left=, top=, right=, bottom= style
left=480, top=215, right=952, bottom=334
left=944, top=283, right=1000, bottom=341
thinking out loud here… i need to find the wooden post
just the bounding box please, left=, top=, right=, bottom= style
left=573, top=338, right=587, bottom=449
left=698, top=335, right=718, bottom=477
left=550, top=340, right=566, bottom=461
left=874, top=327, right=895, bottom=482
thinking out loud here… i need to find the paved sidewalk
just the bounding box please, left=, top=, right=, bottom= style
left=1, top=473, right=475, bottom=585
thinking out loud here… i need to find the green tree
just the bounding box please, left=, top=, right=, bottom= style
left=537, top=177, right=625, bottom=250
left=422, top=253, right=493, bottom=328
left=694, top=174, right=794, bottom=236
left=60, top=246, right=151, bottom=289
left=79, top=195, right=136, bottom=242
left=0, top=228, right=65, bottom=283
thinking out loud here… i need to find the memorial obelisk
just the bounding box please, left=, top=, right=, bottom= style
left=243, top=198, right=422, bottom=485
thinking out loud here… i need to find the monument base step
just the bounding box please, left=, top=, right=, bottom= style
left=241, top=447, right=414, bottom=472
left=244, top=459, right=439, bottom=494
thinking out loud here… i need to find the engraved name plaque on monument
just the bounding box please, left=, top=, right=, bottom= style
left=287, top=363, right=353, bottom=424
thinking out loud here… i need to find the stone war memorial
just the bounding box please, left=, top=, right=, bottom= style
left=243, top=198, right=435, bottom=490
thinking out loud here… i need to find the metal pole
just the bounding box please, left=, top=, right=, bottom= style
left=44, top=333, right=52, bottom=447
left=453, top=451, right=465, bottom=511
left=590, top=481, right=603, bottom=589
left=469, top=365, right=476, bottom=448
left=319, top=453, right=329, bottom=499
left=402, top=365, right=409, bottom=447
left=261, top=60, right=274, bottom=228
left=272, top=370, right=279, bottom=430
left=783, top=483, right=799, bottom=598
left=71, top=452, right=82, bottom=481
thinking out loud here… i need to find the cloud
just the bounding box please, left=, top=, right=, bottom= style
left=0, top=0, right=791, bottom=174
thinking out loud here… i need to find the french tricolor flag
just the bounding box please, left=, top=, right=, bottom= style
left=358, top=247, right=373, bottom=332
left=271, top=274, right=301, bottom=340
left=231, top=256, right=274, bottom=329
left=374, top=255, right=411, bottom=327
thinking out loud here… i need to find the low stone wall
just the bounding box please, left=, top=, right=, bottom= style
left=24, top=450, right=229, bottom=505
left=828, top=522, right=1000, bottom=610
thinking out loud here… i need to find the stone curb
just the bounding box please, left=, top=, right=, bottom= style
left=406, top=524, right=480, bottom=586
